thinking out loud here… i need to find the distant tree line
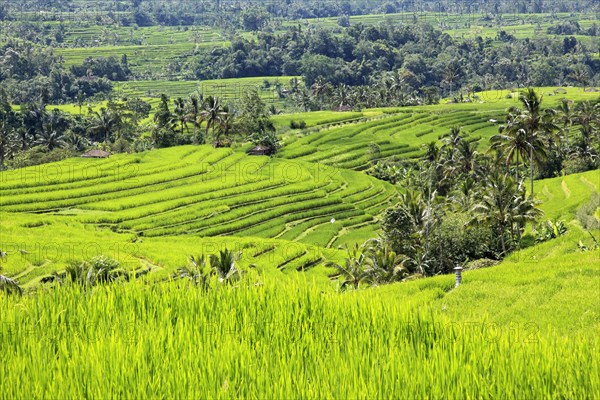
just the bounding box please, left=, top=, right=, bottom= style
left=187, top=22, right=600, bottom=98
left=0, top=42, right=132, bottom=103
left=2, top=0, right=599, bottom=27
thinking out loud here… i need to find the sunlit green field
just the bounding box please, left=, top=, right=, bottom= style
left=0, top=106, right=598, bottom=397
left=0, top=168, right=598, bottom=398
left=53, top=41, right=228, bottom=75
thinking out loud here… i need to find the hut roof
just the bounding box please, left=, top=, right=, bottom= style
left=247, top=145, right=273, bottom=156
left=81, top=149, right=111, bottom=158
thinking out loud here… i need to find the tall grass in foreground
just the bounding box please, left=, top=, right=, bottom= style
left=1, top=280, right=597, bottom=399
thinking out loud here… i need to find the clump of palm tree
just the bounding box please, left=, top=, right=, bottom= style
left=41, top=256, right=131, bottom=287
left=175, top=255, right=212, bottom=289
left=471, top=172, right=543, bottom=255
left=174, top=249, right=242, bottom=287
left=326, top=240, right=416, bottom=291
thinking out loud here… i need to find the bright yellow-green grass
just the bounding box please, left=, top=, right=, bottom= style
left=0, top=269, right=598, bottom=398
left=0, top=169, right=598, bottom=398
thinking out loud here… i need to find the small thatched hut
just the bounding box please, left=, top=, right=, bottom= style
left=81, top=149, right=111, bottom=158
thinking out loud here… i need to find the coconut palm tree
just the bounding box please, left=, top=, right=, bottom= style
left=173, top=97, right=189, bottom=135
left=472, top=173, right=543, bottom=255
left=24, top=101, right=48, bottom=141
left=187, top=95, right=204, bottom=144
left=88, top=107, right=121, bottom=143
left=574, top=101, right=600, bottom=132
left=209, top=249, right=241, bottom=284
left=326, top=243, right=374, bottom=290
left=332, top=84, right=351, bottom=108
left=310, top=78, right=332, bottom=110
left=0, top=119, right=15, bottom=170
left=200, top=95, right=222, bottom=141
left=455, top=140, right=480, bottom=177
left=491, top=88, right=556, bottom=199
left=556, top=98, right=574, bottom=149
left=490, top=126, right=532, bottom=181
left=215, top=105, right=235, bottom=146
left=35, top=128, right=67, bottom=151
left=363, top=239, right=410, bottom=283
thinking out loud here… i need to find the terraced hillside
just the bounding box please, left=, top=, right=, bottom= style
left=0, top=145, right=396, bottom=285
left=278, top=88, right=600, bottom=170
left=0, top=145, right=395, bottom=244
left=114, top=76, right=299, bottom=104
left=278, top=108, right=501, bottom=170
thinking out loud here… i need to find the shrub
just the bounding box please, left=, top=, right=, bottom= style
left=290, top=120, right=307, bottom=129
left=429, top=213, right=496, bottom=274
left=535, top=220, right=568, bottom=243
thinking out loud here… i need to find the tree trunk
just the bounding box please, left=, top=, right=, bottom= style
left=500, top=227, right=506, bottom=255
left=530, top=146, right=534, bottom=200
left=515, top=151, right=519, bottom=182
left=530, top=146, right=536, bottom=233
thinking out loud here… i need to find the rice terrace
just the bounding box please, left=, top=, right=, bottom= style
left=0, top=0, right=599, bottom=398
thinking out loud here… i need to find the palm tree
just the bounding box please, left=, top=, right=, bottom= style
left=332, top=84, right=351, bottom=108
left=215, top=105, right=235, bottom=146
left=491, top=88, right=556, bottom=199
left=423, top=141, right=440, bottom=164
left=187, top=95, right=203, bottom=144
left=441, top=126, right=464, bottom=159
left=363, top=239, right=410, bottom=283
left=490, top=126, right=532, bottom=181
left=24, top=101, right=48, bottom=141
left=64, top=131, right=89, bottom=151
left=88, top=107, right=121, bottom=143
left=310, top=78, right=332, bottom=110
left=455, top=140, right=480, bottom=177
left=569, top=65, right=590, bottom=90
left=14, top=127, right=31, bottom=151
left=326, top=243, right=374, bottom=290
left=200, top=95, right=222, bottom=141
left=0, top=119, right=15, bottom=170
left=209, top=249, right=241, bottom=284
left=472, top=173, right=542, bottom=254
left=173, top=97, right=188, bottom=135
left=574, top=101, right=600, bottom=132
left=35, top=128, right=67, bottom=151
left=175, top=255, right=211, bottom=288
left=556, top=99, right=574, bottom=149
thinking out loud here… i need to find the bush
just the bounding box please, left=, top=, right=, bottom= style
left=464, top=258, right=499, bottom=271
left=290, top=120, right=307, bottom=129
left=535, top=220, right=568, bottom=243
left=562, top=157, right=596, bottom=175
left=6, top=146, right=76, bottom=169
left=428, top=213, right=496, bottom=274
left=111, top=138, right=132, bottom=154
